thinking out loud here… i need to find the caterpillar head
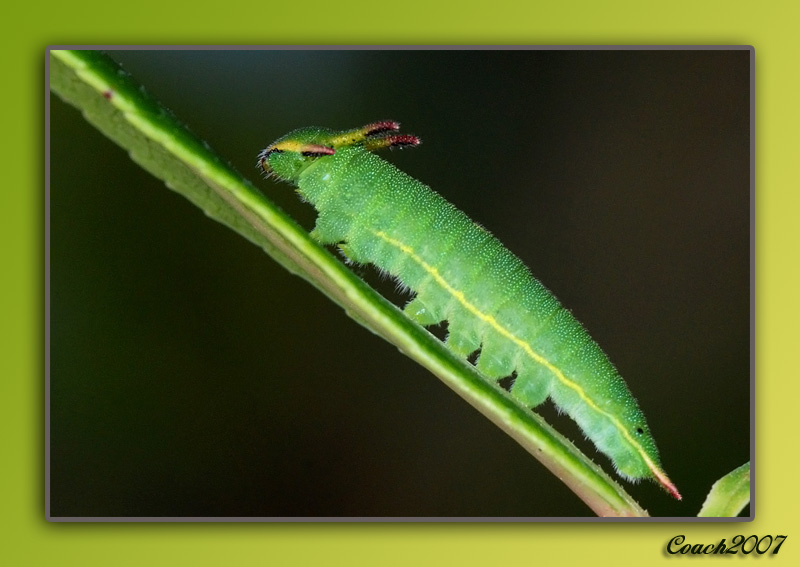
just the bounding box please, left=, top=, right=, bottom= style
left=258, top=121, right=420, bottom=183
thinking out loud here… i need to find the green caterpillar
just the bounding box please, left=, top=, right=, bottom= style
left=258, top=121, right=681, bottom=499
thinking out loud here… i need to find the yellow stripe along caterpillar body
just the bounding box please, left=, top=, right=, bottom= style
left=259, top=121, right=680, bottom=499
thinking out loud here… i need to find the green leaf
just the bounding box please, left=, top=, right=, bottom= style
left=697, top=462, right=751, bottom=517
left=49, top=49, right=648, bottom=517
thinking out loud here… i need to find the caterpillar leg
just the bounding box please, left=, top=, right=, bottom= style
left=445, top=316, right=482, bottom=358
left=335, top=243, right=367, bottom=265
left=403, top=297, right=443, bottom=326
left=309, top=210, right=350, bottom=246
left=510, top=369, right=551, bottom=408
left=476, top=340, right=517, bottom=380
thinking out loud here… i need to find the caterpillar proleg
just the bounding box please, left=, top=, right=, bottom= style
left=258, top=121, right=680, bottom=500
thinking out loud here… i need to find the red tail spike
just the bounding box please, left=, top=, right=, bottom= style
left=662, top=478, right=683, bottom=501
left=643, top=456, right=682, bottom=500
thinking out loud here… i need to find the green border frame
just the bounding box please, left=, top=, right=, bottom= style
left=6, top=0, right=796, bottom=564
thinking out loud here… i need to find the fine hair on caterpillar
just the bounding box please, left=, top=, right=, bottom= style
left=259, top=120, right=681, bottom=500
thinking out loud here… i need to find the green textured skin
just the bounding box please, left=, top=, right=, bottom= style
left=261, top=126, right=666, bottom=484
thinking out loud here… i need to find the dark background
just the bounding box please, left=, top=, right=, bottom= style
left=49, top=49, right=750, bottom=518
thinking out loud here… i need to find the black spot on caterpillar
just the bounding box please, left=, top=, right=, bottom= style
left=258, top=121, right=680, bottom=499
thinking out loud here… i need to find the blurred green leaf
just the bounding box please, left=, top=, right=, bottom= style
left=698, top=462, right=750, bottom=517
